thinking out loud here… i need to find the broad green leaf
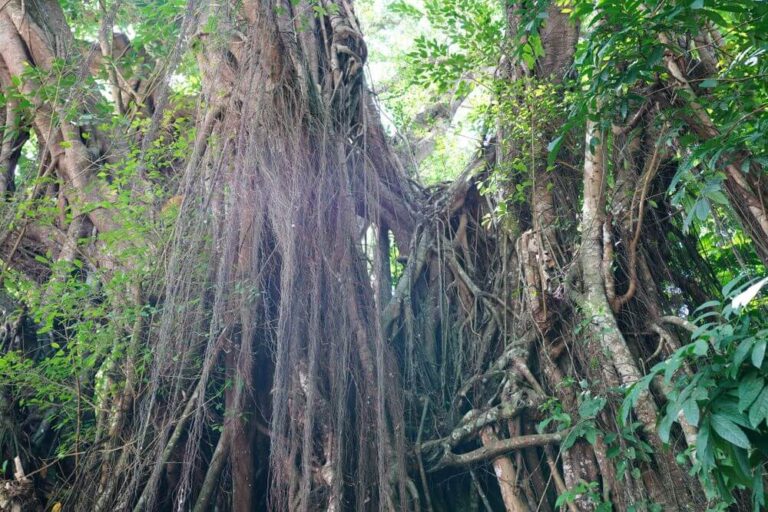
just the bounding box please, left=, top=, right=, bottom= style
left=694, top=198, right=710, bottom=221
left=735, top=338, right=755, bottom=367
left=697, top=421, right=714, bottom=466
left=547, top=135, right=564, bottom=167
left=713, top=401, right=751, bottom=427
left=752, top=339, right=766, bottom=368
left=700, top=8, right=727, bottom=26
left=738, top=375, right=764, bottom=412
left=682, top=399, right=700, bottom=427
left=711, top=413, right=751, bottom=449
left=748, top=387, right=768, bottom=428
left=585, top=428, right=597, bottom=445
left=578, top=395, right=606, bottom=419
left=754, top=470, right=766, bottom=511
left=659, top=405, right=677, bottom=443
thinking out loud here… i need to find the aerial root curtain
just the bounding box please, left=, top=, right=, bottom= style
left=0, top=0, right=761, bottom=511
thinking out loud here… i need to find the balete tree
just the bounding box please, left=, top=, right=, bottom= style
left=1, top=0, right=767, bottom=511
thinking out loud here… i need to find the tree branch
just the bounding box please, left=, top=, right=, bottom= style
left=427, top=430, right=568, bottom=471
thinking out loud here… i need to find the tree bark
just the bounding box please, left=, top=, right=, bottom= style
left=480, top=427, right=530, bottom=512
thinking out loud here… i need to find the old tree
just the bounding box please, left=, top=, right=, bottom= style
left=1, top=0, right=768, bottom=510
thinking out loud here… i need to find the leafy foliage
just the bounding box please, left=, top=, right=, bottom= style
left=624, top=275, right=768, bottom=510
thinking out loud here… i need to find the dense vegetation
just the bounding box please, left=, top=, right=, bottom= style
left=1, top=0, right=767, bottom=510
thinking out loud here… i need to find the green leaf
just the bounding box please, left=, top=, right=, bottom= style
left=753, top=340, right=766, bottom=368
left=735, top=338, right=755, bottom=367
left=748, top=387, right=768, bottom=428
left=659, top=406, right=677, bottom=443
left=682, top=399, right=700, bottom=427
left=738, top=375, right=764, bottom=412
left=713, top=401, right=750, bottom=427
left=697, top=421, right=714, bottom=466
left=695, top=199, right=710, bottom=221
left=701, top=8, right=727, bottom=26
left=621, top=378, right=651, bottom=423
left=547, top=135, right=564, bottom=167
left=706, top=190, right=729, bottom=205
left=699, top=79, right=717, bottom=88
left=694, top=338, right=709, bottom=356
left=711, top=413, right=751, bottom=449
left=389, top=0, right=423, bottom=18
left=754, top=470, right=766, bottom=511
left=562, top=428, right=579, bottom=450
left=578, top=394, right=606, bottom=419
left=723, top=275, right=749, bottom=298
left=585, top=427, right=597, bottom=445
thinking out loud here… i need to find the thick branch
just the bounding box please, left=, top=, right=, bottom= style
left=428, top=431, right=568, bottom=471
left=658, top=315, right=696, bottom=333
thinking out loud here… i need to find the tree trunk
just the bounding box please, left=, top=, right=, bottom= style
left=0, top=1, right=757, bottom=511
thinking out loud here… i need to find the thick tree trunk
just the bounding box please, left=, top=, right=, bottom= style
left=0, top=1, right=755, bottom=511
